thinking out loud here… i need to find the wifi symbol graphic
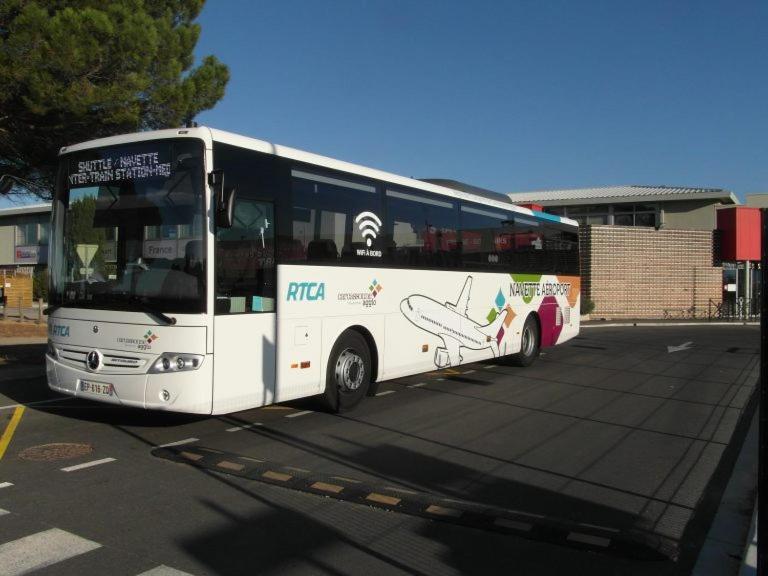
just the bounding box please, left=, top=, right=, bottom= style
left=355, top=211, right=382, bottom=247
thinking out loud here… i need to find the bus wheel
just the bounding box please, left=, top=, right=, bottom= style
left=509, top=315, right=540, bottom=367
left=323, top=330, right=371, bottom=412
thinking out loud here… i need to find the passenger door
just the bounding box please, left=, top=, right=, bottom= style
left=212, top=199, right=276, bottom=413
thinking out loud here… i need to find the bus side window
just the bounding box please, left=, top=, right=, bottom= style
left=385, top=188, right=459, bottom=268
left=215, top=199, right=276, bottom=314
left=287, top=169, right=381, bottom=265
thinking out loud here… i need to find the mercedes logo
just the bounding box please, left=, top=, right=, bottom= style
left=86, top=350, right=102, bottom=371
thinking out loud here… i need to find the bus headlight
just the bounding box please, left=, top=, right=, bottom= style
left=149, top=353, right=204, bottom=373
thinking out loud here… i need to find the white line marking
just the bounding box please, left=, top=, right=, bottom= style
left=136, top=565, right=196, bottom=576
left=0, top=482, right=13, bottom=489
left=376, top=390, right=395, bottom=397
left=286, top=410, right=313, bottom=419
left=226, top=423, right=263, bottom=432
left=0, top=397, right=75, bottom=411
left=0, top=528, right=101, bottom=575
left=436, top=378, right=445, bottom=381
left=407, top=382, right=427, bottom=388
left=494, top=518, right=532, bottom=531
left=578, top=522, right=620, bottom=533
left=462, top=369, right=476, bottom=374
left=158, top=438, right=198, bottom=448
left=0, top=509, right=8, bottom=516
left=61, top=458, right=116, bottom=472
left=483, top=365, right=498, bottom=369
left=566, top=531, right=611, bottom=548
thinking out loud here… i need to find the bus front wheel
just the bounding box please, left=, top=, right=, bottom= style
left=509, top=315, right=540, bottom=367
left=323, top=330, right=371, bottom=412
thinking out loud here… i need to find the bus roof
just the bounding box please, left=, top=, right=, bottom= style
left=60, top=126, right=578, bottom=228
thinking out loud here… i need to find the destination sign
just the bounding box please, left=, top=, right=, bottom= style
left=68, top=149, right=172, bottom=187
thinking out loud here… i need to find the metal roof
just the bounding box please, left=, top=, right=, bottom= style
left=507, top=185, right=739, bottom=206
left=0, top=203, right=51, bottom=217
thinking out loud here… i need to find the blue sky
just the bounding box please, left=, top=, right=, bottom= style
left=193, top=0, right=767, bottom=201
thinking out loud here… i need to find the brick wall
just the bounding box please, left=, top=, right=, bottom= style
left=580, top=226, right=722, bottom=319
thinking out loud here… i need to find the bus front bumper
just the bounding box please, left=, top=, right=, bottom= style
left=45, top=354, right=213, bottom=414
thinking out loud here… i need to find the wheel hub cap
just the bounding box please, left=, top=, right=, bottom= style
left=336, top=348, right=364, bottom=392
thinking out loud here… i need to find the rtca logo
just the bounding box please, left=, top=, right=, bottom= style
left=287, top=282, right=326, bottom=301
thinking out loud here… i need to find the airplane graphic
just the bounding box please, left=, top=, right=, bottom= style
left=400, top=276, right=508, bottom=368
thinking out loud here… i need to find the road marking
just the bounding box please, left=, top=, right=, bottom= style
left=0, top=482, right=13, bottom=489
left=311, top=481, right=344, bottom=494
left=136, top=566, right=196, bottom=576
left=483, top=364, right=498, bottom=369
left=566, top=531, right=611, bottom=548
left=0, top=397, right=75, bottom=411
left=578, top=522, right=620, bottom=533
left=263, top=470, right=292, bottom=482
left=0, top=508, right=8, bottom=516
left=158, top=438, right=198, bottom=448
left=216, top=460, right=245, bottom=472
left=667, top=341, right=693, bottom=353
left=407, top=382, right=427, bottom=388
left=0, top=528, right=101, bottom=575
left=494, top=518, right=532, bottom=531
left=60, top=458, right=116, bottom=472
left=425, top=504, right=462, bottom=518
left=226, top=423, right=262, bottom=432
left=462, top=369, right=476, bottom=374
left=375, top=390, right=395, bottom=397
left=285, top=410, right=312, bottom=418
left=366, top=492, right=401, bottom=506
left=331, top=476, right=362, bottom=484
left=0, top=406, right=25, bottom=460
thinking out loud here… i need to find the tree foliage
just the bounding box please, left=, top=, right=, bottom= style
left=0, top=0, right=229, bottom=198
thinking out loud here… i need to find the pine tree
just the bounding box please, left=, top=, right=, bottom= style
left=0, top=0, right=229, bottom=198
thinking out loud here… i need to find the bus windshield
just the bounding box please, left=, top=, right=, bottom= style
left=50, top=139, right=207, bottom=314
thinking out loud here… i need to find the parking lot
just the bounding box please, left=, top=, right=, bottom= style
left=0, top=323, right=759, bottom=575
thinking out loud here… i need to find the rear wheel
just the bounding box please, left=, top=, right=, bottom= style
left=322, top=330, right=371, bottom=412
left=509, top=315, right=540, bottom=367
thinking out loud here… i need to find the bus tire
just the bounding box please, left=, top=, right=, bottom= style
left=509, top=315, right=540, bottom=367
left=322, top=330, right=371, bottom=413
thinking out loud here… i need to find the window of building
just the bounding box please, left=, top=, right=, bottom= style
left=15, top=220, right=48, bottom=245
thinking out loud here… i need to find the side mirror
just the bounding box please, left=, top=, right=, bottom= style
left=216, top=187, right=236, bottom=228
left=209, top=170, right=235, bottom=228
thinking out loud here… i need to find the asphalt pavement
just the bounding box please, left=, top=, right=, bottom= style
left=0, top=324, right=758, bottom=575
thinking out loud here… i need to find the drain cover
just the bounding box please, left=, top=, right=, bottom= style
left=19, top=443, right=93, bottom=462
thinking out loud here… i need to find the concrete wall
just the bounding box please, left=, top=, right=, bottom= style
left=580, top=225, right=721, bottom=319
left=745, top=194, right=768, bottom=208
left=0, top=212, right=50, bottom=267
left=0, top=220, right=14, bottom=265
left=661, top=200, right=720, bottom=230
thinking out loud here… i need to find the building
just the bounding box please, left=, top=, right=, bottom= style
left=503, top=185, right=739, bottom=319
left=507, top=185, right=738, bottom=230
left=0, top=203, right=52, bottom=274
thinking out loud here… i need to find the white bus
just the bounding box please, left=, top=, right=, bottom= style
left=46, top=127, right=580, bottom=414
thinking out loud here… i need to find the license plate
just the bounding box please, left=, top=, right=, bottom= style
left=80, top=380, right=113, bottom=396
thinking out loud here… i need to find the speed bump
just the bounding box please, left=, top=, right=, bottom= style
left=153, top=444, right=669, bottom=560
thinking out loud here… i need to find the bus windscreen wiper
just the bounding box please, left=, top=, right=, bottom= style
left=129, top=296, right=177, bottom=325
